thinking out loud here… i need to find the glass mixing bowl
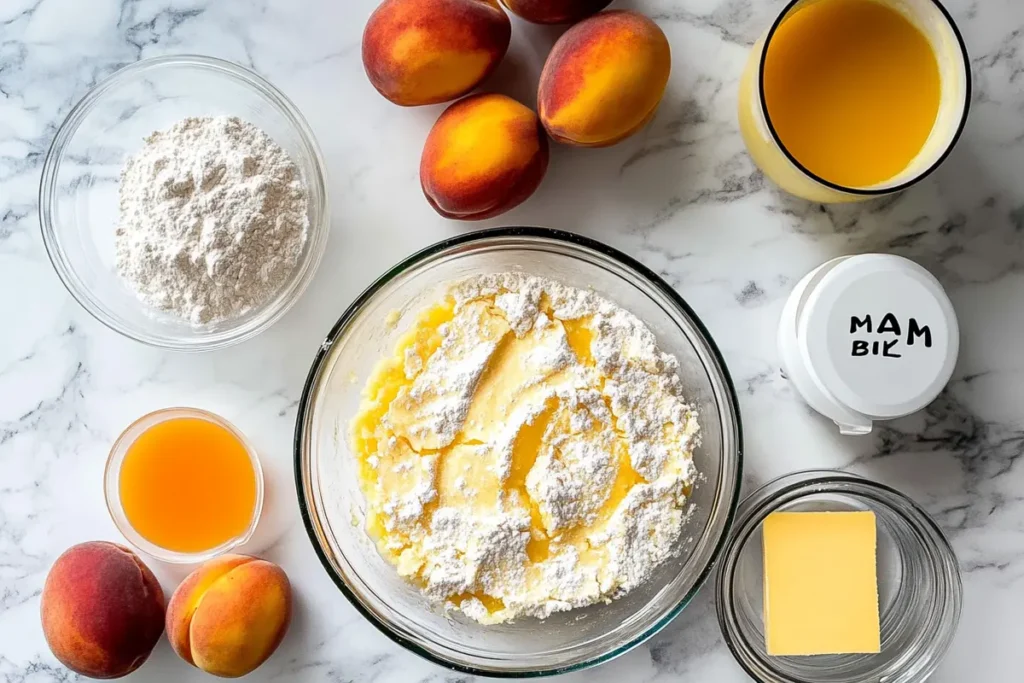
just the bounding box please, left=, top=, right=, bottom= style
left=39, top=55, right=329, bottom=351
left=294, top=228, right=743, bottom=676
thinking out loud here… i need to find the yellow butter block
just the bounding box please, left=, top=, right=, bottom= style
left=762, top=510, right=880, bottom=656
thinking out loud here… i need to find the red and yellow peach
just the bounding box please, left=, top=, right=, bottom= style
left=41, top=542, right=165, bottom=679
left=420, top=93, right=549, bottom=219
left=538, top=10, right=672, bottom=147
left=363, top=0, right=512, bottom=106
left=499, top=0, right=611, bottom=24
left=165, top=554, right=291, bottom=678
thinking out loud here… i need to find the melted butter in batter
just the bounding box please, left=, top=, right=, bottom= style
left=350, top=274, right=699, bottom=623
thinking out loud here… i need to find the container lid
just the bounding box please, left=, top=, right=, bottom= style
left=714, top=470, right=963, bottom=683
left=798, top=255, right=958, bottom=422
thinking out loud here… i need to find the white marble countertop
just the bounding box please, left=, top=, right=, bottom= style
left=2, top=0, right=1022, bottom=680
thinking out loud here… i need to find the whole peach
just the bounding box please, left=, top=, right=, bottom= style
left=363, top=0, right=512, bottom=106
left=499, top=0, right=611, bottom=24
left=538, top=10, right=671, bottom=146
left=41, top=542, right=165, bottom=679
left=421, top=93, right=549, bottom=220
left=166, top=554, right=291, bottom=678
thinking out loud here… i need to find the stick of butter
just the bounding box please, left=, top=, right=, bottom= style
left=763, top=510, right=881, bottom=656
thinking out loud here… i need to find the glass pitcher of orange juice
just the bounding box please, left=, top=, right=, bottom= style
left=739, top=0, right=970, bottom=203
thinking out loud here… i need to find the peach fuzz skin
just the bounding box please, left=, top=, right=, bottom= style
left=362, top=0, right=511, bottom=106
left=499, top=0, right=611, bottom=24
left=166, top=554, right=291, bottom=678
left=41, top=542, right=165, bottom=679
left=421, top=93, right=549, bottom=220
left=538, top=10, right=671, bottom=147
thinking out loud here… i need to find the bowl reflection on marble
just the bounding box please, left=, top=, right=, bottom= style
left=39, top=55, right=329, bottom=351
left=294, top=228, right=743, bottom=676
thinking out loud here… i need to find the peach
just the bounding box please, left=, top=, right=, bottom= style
left=40, top=542, right=165, bottom=679
left=421, top=93, right=549, bottom=220
left=166, top=554, right=291, bottom=678
left=362, top=0, right=512, bottom=106
left=499, top=0, right=611, bottom=24
left=538, top=10, right=671, bottom=147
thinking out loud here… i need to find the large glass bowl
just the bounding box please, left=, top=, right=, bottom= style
left=294, top=228, right=743, bottom=676
left=39, top=55, right=329, bottom=351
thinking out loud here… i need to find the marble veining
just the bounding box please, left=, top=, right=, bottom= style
left=2, top=0, right=1023, bottom=680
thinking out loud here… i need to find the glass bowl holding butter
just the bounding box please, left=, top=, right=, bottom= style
left=716, top=470, right=962, bottom=683
left=295, top=228, right=743, bottom=676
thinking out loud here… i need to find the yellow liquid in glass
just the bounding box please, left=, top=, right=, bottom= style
left=119, top=417, right=257, bottom=553
left=763, top=0, right=941, bottom=188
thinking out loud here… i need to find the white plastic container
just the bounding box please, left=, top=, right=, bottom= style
left=778, top=254, right=959, bottom=435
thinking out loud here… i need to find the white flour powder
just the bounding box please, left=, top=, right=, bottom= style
left=115, top=116, right=309, bottom=325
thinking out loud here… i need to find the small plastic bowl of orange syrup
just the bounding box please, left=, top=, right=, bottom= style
left=104, top=407, right=264, bottom=564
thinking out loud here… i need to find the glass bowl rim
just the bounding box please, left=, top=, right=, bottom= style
left=293, top=226, right=745, bottom=677
left=104, top=406, right=265, bottom=564
left=714, top=468, right=963, bottom=683
left=38, top=53, right=330, bottom=351
left=756, top=0, right=971, bottom=196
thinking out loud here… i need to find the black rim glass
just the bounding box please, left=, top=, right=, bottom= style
left=758, top=0, right=972, bottom=196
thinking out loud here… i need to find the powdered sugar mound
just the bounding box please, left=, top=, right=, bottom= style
left=588, top=307, right=700, bottom=481
left=527, top=393, right=618, bottom=532
left=398, top=339, right=498, bottom=448
left=425, top=506, right=531, bottom=601
left=388, top=301, right=507, bottom=450
left=495, top=290, right=541, bottom=336
left=380, top=454, right=439, bottom=533
left=519, top=314, right=576, bottom=385
left=593, top=480, right=692, bottom=594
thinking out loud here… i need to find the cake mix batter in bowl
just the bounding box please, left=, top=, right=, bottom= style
left=351, top=272, right=704, bottom=625
left=295, top=228, right=742, bottom=675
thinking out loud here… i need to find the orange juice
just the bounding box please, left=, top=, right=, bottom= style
left=119, top=417, right=257, bottom=553
left=762, top=0, right=940, bottom=188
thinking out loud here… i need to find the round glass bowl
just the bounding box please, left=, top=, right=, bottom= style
left=105, top=407, right=264, bottom=564
left=39, top=55, right=329, bottom=351
left=294, top=227, right=743, bottom=676
left=716, top=470, right=962, bottom=683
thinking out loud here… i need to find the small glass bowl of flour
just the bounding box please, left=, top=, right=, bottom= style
left=40, top=55, right=329, bottom=350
